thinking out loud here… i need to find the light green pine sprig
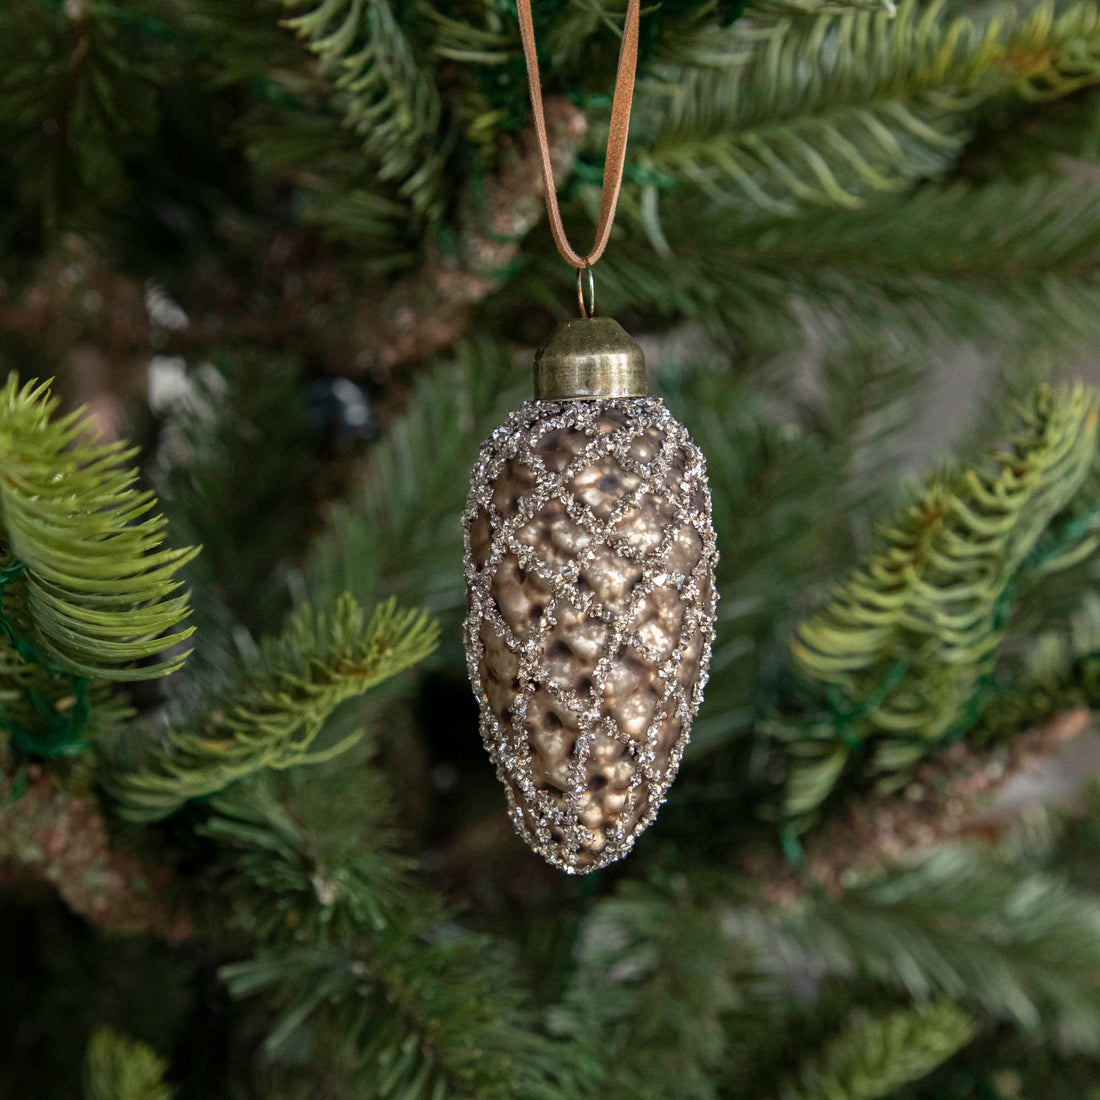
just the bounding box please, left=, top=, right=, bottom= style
left=114, top=594, right=439, bottom=821
left=0, top=375, right=197, bottom=683
left=777, top=999, right=973, bottom=1100
left=83, top=1028, right=174, bottom=1100
left=784, top=383, right=1098, bottom=816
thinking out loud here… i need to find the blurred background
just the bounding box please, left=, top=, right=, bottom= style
left=5, top=0, right=1100, bottom=1097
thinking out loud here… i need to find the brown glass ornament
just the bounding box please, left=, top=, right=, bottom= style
left=463, top=318, right=718, bottom=873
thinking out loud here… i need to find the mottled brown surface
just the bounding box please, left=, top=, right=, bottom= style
left=465, top=398, right=717, bottom=873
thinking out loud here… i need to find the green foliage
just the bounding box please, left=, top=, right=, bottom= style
left=0, top=376, right=197, bottom=683
left=8, top=0, right=1100, bottom=1096
left=782, top=384, right=1097, bottom=816
left=965, top=435, right=1100, bottom=734
left=174, top=0, right=419, bottom=261
left=906, top=1040, right=1100, bottom=1100
left=786, top=848, right=1100, bottom=1049
left=962, top=85, right=1100, bottom=183
left=558, top=875, right=744, bottom=1100
left=201, top=768, right=592, bottom=1099
left=0, top=0, right=163, bottom=237
left=750, top=0, right=896, bottom=13
left=307, top=340, right=522, bottom=635
left=776, top=999, right=973, bottom=1100
left=280, top=0, right=444, bottom=224
left=680, top=378, right=840, bottom=755
left=199, top=769, right=412, bottom=939
left=0, top=629, right=133, bottom=764
left=550, top=852, right=1100, bottom=1099
left=587, top=168, right=1100, bottom=354
left=975, top=587, right=1100, bottom=739
left=83, top=1028, right=174, bottom=1100
left=113, top=595, right=438, bottom=820
left=153, top=351, right=319, bottom=663
left=681, top=341, right=922, bottom=760
left=222, top=932, right=587, bottom=1100
left=635, top=0, right=1100, bottom=235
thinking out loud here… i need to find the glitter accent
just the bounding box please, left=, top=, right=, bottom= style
left=463, top=397, right=718, bottom=874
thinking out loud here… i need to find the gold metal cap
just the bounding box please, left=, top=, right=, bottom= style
left=534, top=317, right=647, bottom=401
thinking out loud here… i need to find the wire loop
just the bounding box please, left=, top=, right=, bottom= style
left=577, top=263, right=596, bottom=319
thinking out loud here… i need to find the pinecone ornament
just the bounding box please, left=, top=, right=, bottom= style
left=463, top=318, right=717, bottom=873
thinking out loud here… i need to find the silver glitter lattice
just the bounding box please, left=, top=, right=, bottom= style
left=463, top=397, right=718, bottom=873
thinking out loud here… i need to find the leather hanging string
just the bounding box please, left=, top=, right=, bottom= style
left=516, top=0, right=641, bottom=270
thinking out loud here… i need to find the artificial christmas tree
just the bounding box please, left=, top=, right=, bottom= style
left=4, top=1, right=1100, bottom=1097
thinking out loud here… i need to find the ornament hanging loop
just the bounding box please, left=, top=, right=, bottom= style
left=577, top=262, right=596, bottom=319
left=516, top=0, right=640, bottom=271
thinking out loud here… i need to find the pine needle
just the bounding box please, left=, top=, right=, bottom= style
left=280, top=0, right=445, bottom=223
left=643, top=0, right=1100, bottom=220
left=83, top=1028, right=174, bottom=1100
left=0, top=375, right=197, bottom=682
left=113, top=594, right=439, bottom=820
left=786, top=847, right=1100, bottom=1049
left=781, top=384, right=1098, bottom=815
left=776, top=1000, right=973, bottom=1100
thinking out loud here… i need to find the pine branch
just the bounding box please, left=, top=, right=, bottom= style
left=240, top=90, right=586, bottom=366
left=152, top=350, right=321, bottom=666
left=639, top=0, right=1100, bottom=223
left=680, top=343, right=921, bottom=760
left=776, top=999, right=973, bottom=1100
left=0, top=766, right=191, bottom=938
left=686, top=417, right=836, bottom=754
left=345, top=95, right=587, bottom=371
left=222, top=930, right=585, bottom=1100
left=307, top=340, right=523, bottom=626
left=238, top=84, right=420, bottom=266
left=968, top=448, right=1100, bottom=733
left=83, top=1028, right=174, bottom=1100
left=585, top=169, right=1100, bottom=352
left=198, top=770, right=412, bottom=940
left=937, top=1036, right=1100, bottom=1100
left=279, top=0, right=444, bottom=224
left=750, top=173, right=1100, bottom=283
left=746, top=707, right=1095, bottom=908
left=0, top=0, right=164, bottom=235
left=958, top=85, right=1100, bottom=180
left=0, top=376, right=197, bottom=682
left=112, top=595, right=438, bottom=821
left=558, top=876, right=744, bottom=1099
left=0, top=627, right=132, bottom=761
left=977, top=593, right=1100, bottom=738
left=991, top=420, right=1100, bottom=621
left=202, top=778, right=591, bottom=1099
left=750, top=0, right=896, bottom=13
left=784, top=848, right=1100, bottom=1049
left=780, top=384, right=1097, bottom=817
left=183, top=0, right=423, bottom=264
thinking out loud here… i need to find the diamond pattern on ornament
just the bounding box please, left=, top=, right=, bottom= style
left=464, top=397, right=717, bottom=873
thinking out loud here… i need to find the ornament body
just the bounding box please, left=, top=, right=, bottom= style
left=463, top=396, right=717, bottom=873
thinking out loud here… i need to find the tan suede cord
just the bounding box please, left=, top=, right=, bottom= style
left=515, top=0, right=641, bottom=270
